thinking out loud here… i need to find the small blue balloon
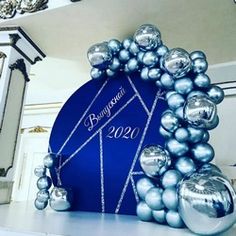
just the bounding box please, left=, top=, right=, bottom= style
left=145, top=187, right=164, bottom=210
left=37, top=176, right=52, bottom=190
left=166, top=210, right=185, bottom=228
left=152, top=209, right=167, bottom=224
left=34, top=198, right=48, bottom=210
left=202, top=131, right=210, bottom=142
left=37, top=190, right=50, bottom=202
left=174, top=77, right=193, bottom=95
left=90, top=68, right=104, bottom=80
left=161, top=170, right=182, bottom=189
left=166, top=139, right=189, bottom=157
left=108, top=39, right=121, bottom=55
left=174, top=128, right=189, bottom=143
left=106, top=68, right=116, bottom=77
left=136, top=201, right=153, bottom=222
left=165, top=91, right=176, bottom=100
left=142, top=51, right=158, bottom=67
left=155, top=80, right=163, bottom=88
left=108, top=57, right=120, bottom=71
left=194, top=74, right=211, bottom=89
left=207, top=85, right=224, bottom=104
left=129, top=41, right=140, bottom=55
left=192, top=58, right=208, bottom=74
left=175, top=156, right=196, bottom=175
left=159, top=126, right=172, bottom=138
left=136, top=177, right=154, bottom=200
left=127, top=58, right=139, bottom=72
left=34, top=165, right=46, bottom=178
left=119, top=49, right=130, bottom=62
left=43, top=154, right=56, bottom=168
left=167, top=93, right=185, bottom=110
left=140, top=67, right=149, bottom=81
left=162, top=188, right=178, bottom=211
left=205, top=115, right=219, bottom=130
left=187, top=126, right=204, bottom=143
left=122, top=38, right=132, bottom=49
left=160, top=73, right=174, bottom=89
left=161, top=112, right=179, bottom=133
left=174, top=106, right=184, bottom=119
left=190, top=50, right=206, bottom=60
left=156, top=45, right=168, bottom=57
left=191, top=143, right=215, bottom=163
left=148, top=68, right=161, bottom=80
left=187, top=90, right=206, bottom=99
left=137, top=51, right=145, bottom=63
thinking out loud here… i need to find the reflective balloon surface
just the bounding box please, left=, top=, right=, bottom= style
left=161, top=112, right=179, bottom=133
left=136, top=201, right=153, bottom=221
left=178, top=169, right=236, bottom=235
left=166, top=210, right=185, bottom=228
left=43, top=154, right=55, bottom=168
left=37, top=189, right=50, bottom=202
left=37, top=176, right=52, bottom=190
left=134, top=24, right=161, bottom=51
left=136, top=177, right=154, bottom=200
left=145, top=187, right=164, bottom=210
left=162, top=187, right=178, bottom=211
left=162, top=48, right=192, bottom=78
left=184, top=96, right=217, bottom=129
left=153, top=209, right=167, bottom=224
left=207, top=85, right=224, bottom=104
left=191, top=143, right=215, bottom=163
left=140, top=145, right=171, bottom=178
left=161, top=170, right=182, bottom=189
left=34, top=199, right=48, bottom=210
left=34, top=165, right=46, bottom=178
left=166, top=139, right=189, bottom=157
left=175, top=156, right=196, bottom=176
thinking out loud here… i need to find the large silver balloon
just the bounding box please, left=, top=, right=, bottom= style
left=87, top=42, right=112, bottom=69
left=178, top=169, right=236, bottom=235
left=133, top=24, right=161, bottom=51
left=184, top=95, right=217, bottom=129
left=161, top=48, right=192, bottom=78
left=139, top=145, right=171, bottom=178
left=49, top=187, right=73, bottom=211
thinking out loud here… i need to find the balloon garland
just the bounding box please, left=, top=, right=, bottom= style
left=33, top=24, right=236, bottom=235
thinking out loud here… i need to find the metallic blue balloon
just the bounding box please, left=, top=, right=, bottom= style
left=161, top=112, right=179, bottom=133
left=166, top=139, right=189, bottom=157
left=202, top=131, right=210, bottom=142
left=142, top=51, right=158, bottom=67
left=140, top=67, right=149, bottom=81
left=136, top=201, right=153, bottom=221
left=127, top=58, right=139, bottom=72
left=108, top=39, right=121, bottom=55
left=207, top=85, right=224, bottom=104
left=175, top=156, right=196, bottom=176
left=148, top=68, right=161, bottom=80
left=87, top=42, right=112, bottom=69
left=37, top=176, right=52, bottom=190
left=191, top=143, right=215, bottom=163
left=167, top=93, right=185, bottom=111
left=187, top=90, right=206, bottom=99
left=194, top=74, right=210, bottom=89
left=174, top=106, right=184, bottom=119
left=37, top=190, right=50, bottom=202
left=192, top=58, right=208, bottom=74
left=134, top=24, right=162, bottom=51
left=174, top=77, right=193, bottom=95
left=160, top=73, right=174, bottom=89
left=162, top=187, right=178, bottom=210
left=156, top=45, right=168, bottom=57
left=43, top=154, right=55, bottom=168
left=159, top=126, right=172, bottom=138
left=106, top=68, right=116, bottom=77
left=108, top=57, right=120, bottom=71
left=119, top=49, right=130, bottom=62
left=162, top=48, right=192, bottom=78
left=166, top=210, right=185, bottom=228
left=205, top=115, right=219, bottom=130
left=137, top=51, right=145, bottom=63
left=161, top=170, right=182, bottom=189
left=152, top=209, right=167, bottom=224
left=34, top=198, right=48, bottom=210
left=122, top=38, right=132, bottom=49
left=129, top=42, right=140, bottom=56
left=174, top=128, right=189, bottom=143
left=136, top=177, right=154, bottom=200
left=190, top=51, right=206, bottom=60
left=90, top=68, right=104, bottom=80
left=145, top=187, right=164, bottom=210
left=187, top=126, right=204, bottom=143
left=155, top=80, right=163, bottom=88
left=200, top=163, right=222, bottom=174
left=165, top=91, right=176, bottom=100
left=34, top=165, right=46, bottom=178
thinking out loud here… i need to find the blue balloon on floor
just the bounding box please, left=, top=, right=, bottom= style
left=136, top=201, right=153, bottom=222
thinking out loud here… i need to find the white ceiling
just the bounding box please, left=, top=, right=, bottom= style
left=0, top=0, right=236, bottom=74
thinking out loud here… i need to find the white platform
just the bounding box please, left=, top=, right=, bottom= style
left=0, top=202, right=235, bottom=236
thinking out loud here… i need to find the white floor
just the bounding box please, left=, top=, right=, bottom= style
left=0, top=202, right=235, bottom=236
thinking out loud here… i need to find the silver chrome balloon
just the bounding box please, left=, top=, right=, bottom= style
left=49, top=187, right=73, bottom=211
left=37, top=189, right=50, bottom=202
left=161, top=48, right=192, bottom=78
left=43, top=154, right=55, bottom=168
left=34, top=165, right=46, bottom=178
left=178, top=169, right=236, bottom=235
left=139, top=145, right=171, bottom=178
left=133, top=24, right=161, bottom=51
left=183, top=95, right=217, bottom=129
left=37, top=176, right=52, bottom=190
left=34, top=198, right=48, bottom=210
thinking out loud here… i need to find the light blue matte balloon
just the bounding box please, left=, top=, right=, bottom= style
left=166, top=210, right=185, bottom=228
left=159, top=126, right=172, bottom=138
left=129, top=41, right=140, bottom=56
left=207, top=85, right=224, bottom=104
left=136, top=201, right=153, bottom=222
left=148, top=68, right=161, bottom=80
left=174, top=77, right=193, bottom=95
left=156, top=45, right=168, bottom=57
left=162, top=188, right=178, bottom=210
left=108, top=57, right=120, bottom=71
left=167, top=93, right=185, bottom=111
left=142, top=51, right=158, bottom=67
left=194, top=74, right=210, bottom=89
left=108, top=39, right=121, bottom=55
left=187, top=90, right=206, bottom=99
left=160, top=73, right=174, bottom=89
left=192, top=58, right=208, bottom=74
left=122, top=38, right=132, bottom=49
left=152, top=209, right=167, bottom=224
left=161, top=170, right=182, bottom=189
left=141, top=67, right=149, bottom=81
left=161, top=112, right=179, bottom=133
left=90, top=68, right=104, bottom=80
left=190, top=50, right=206, bottom=60
left=136, top=177, right=154, bottom=200
left=175, top=156, right=196, bottom=175
left=166, top=139, right=189, bottom=157
left=119, top=49, right=130, bottom=62
left=174, top=128, right=189, bottom=143
left=127, top=58, right=139, bottom=72
left=191, top=143, right=215, bottom=163
left=187, top=126, right=204, bottom=143
left=106, top=68, right=116, bottom=77
left=175, top=106, right=184, bottom=119
left=34, top=198, right=48, bottom=210
left=145, top=187, right=164, bottom=210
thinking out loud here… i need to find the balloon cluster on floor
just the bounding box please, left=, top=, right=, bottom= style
left=34, top=153, right=73, bottom=211
left=87, top=24, right=236, bottom=235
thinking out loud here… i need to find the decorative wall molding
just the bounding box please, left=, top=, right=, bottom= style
left=0, top=51, right=6, bottom=78
left=214, top=80, right=236, bottom=97
left=9, top=59, right=29, bottom=82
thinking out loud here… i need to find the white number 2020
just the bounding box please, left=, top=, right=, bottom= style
left=106, top=126, right=140, bottom=139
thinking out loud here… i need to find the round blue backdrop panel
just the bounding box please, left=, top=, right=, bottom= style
left=49, top=72, right=167, bottom=215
